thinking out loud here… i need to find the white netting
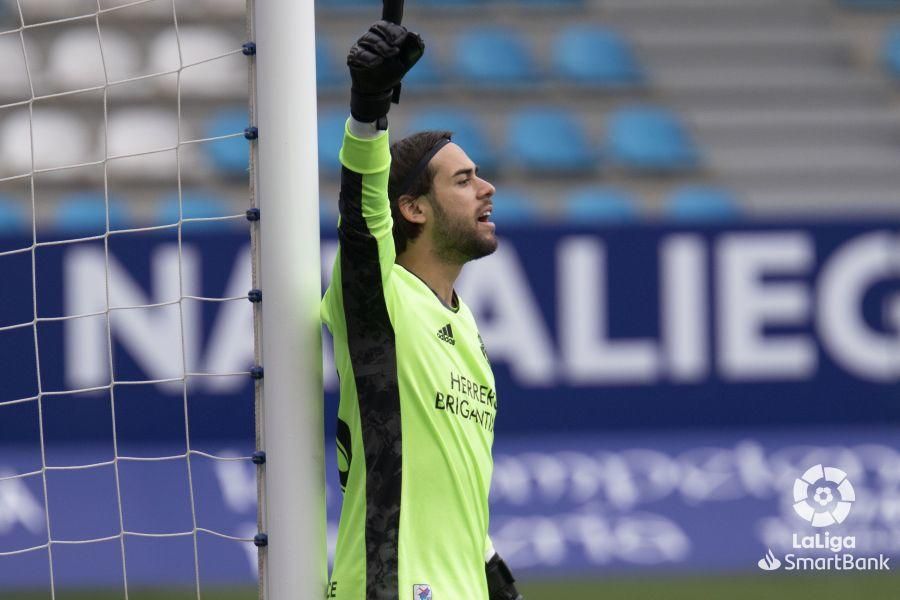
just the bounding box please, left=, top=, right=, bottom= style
left=0, top=0, right=259, bottom=597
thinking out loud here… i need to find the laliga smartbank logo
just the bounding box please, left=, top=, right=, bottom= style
left=757, top=464, right=890, bottom=573
left=758, top=549, right=781, bottom=571
left=792, top=464, right=855, bottom=527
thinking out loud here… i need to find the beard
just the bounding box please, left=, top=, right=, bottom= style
left=429, top=197, right=498, bottom=264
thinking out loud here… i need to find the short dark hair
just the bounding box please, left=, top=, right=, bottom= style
left=388, top=130, right=453, bottom=255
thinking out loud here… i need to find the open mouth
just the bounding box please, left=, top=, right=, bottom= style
left=477, top=209, right=492, bottom=223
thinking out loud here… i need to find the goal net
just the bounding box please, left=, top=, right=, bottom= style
left=0, top=0, right=326, bottom=597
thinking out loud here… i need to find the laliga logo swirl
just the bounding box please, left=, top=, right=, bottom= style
left=793, top=464, right=856, bottom=527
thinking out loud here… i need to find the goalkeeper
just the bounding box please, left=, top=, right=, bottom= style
left=321, top=19, right=523, bottom=600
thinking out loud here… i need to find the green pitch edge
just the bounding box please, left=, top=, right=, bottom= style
left=6, top=573, right=900, bottom=600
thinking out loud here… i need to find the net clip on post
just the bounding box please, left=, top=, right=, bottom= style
left=244, top=126, right=259, bottom=140
left=248, top=289, right=262, bottom=303
left=254, top=533, right=268, bottom=547
left=251, top=450, right=266, bottom=465
left=250, top=366, right=264, bottom=380
left=242, top=41, right=256, bottom=56
left=246, top=208, right=260, bottom=221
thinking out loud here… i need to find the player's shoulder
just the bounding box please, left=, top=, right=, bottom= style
left=389, top=262, right=420, bottom=289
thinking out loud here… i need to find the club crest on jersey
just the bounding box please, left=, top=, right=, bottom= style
left=436, top=323, right=455, bottom=345
left=413, top=584, right=432, bottom=600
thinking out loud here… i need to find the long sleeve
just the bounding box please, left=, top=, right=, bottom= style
left=336, top=118, right=396, bottom=288
left=322, top=118, right=396, bottom=332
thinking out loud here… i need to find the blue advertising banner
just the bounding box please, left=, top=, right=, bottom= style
left=2, top=426, right=899, bottom=587
left=0, top=222, right=898, bottom=585
left=0, top=222, right=898, bottom=444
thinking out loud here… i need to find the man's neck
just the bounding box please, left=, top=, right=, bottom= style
left=396, top=250, right=462, bottom=308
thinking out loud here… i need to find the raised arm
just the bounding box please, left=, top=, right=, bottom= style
left=336, top=120, right=395, bottom=290
left=327, top=21, right=424, bottom=299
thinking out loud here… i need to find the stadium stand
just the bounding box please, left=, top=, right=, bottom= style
left=47, top=27, right=140, bottom=91
left=203, top=107, right=251, bottom=176
left=623, top=0, right=900, bottom=212
left=316, top=37, right=344, bottom=89
left=663, top=185, right=740, bottom=222
left=107, top=108, right=180, bottom=177
left=554, top=25, right=643, bottom=86
left=156, top=190, right=234, bottom=229
left=454, top=27, right=537, bottom=86
left=562, top=186, right=640, bottom=223
left=0, top=196, right=28, bottom=232
left=507, top=107, right=598, bottom=173
left=54, top=191, right=130, bottom=232
left=406, top=108, right=499, bottom=173
left=0, top=108, right=91, bottom=174
left=317, top=110, right=349, bottom=177
left=3, top=0, right=900, bottom=225
left=488, top=188, right=541, bottom=225
left=0, top=32, right=33, bottom=103
left=606, top=105, right=700, bottom=173
left=149, top=27, right=246, bottom=97
left=403, top=47, right=444, bottom=88
left=884, top=25, right=900, bottom=78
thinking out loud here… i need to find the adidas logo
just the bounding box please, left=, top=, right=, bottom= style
left=436, top=323, right=456, bottom=345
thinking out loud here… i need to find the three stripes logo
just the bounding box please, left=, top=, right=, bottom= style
left=437, top=323, right=456, bottom=345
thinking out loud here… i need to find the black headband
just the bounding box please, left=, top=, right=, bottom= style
left=397, top=136, right=452, bottom=198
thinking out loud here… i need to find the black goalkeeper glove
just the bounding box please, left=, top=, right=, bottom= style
left=347, top=20, right=424, bottom=128
left=486, top=553, right=524, bottom=600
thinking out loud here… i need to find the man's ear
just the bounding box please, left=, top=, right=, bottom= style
left=398, top=193, right=428, bottom=225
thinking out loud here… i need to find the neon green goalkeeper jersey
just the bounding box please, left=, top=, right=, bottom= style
left=321, top=121, right=497, bottom=600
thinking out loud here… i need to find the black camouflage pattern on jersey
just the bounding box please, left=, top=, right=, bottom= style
left=338, top=167, right=403, bottom=600
left=336, top=417, right=352, bottom=492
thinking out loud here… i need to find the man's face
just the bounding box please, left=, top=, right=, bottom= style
left=425, top=143, right=497, bottom=264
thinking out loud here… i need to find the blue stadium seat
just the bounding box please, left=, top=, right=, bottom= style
left=454, top=27, right=536, bottom=86
left=203, top=107, right=250, bottom=176
left=403, top=48, right=443, bottom=88
left=554, top=26, right=643, bottom=86
left=0, top=196, right=28, bottom=232
left=507, top=107, right=598, bottom=173
left=664, top=185, right=740, bottom=222
left=883, top=25, right=900, bottom=78
left=316, top=37, right=344, bottom=88
left=157, top=191, right=235, bottom=229
left=55, top=192, right=130, bottom=232
left=318, top=110, right=348, bottom=177
left=563, top=186, right=639, bottom=223
left=606, top=105, right=700, bottom=172
left=489, top=188, right=540, bottom=225
left=406, top=108, right=499, bottom=173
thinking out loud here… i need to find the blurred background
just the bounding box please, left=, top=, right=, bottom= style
left=1, top=0, right=900, bottom=598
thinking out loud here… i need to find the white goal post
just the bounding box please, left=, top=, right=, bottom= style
left=252, top=0, right=328, bottom=599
